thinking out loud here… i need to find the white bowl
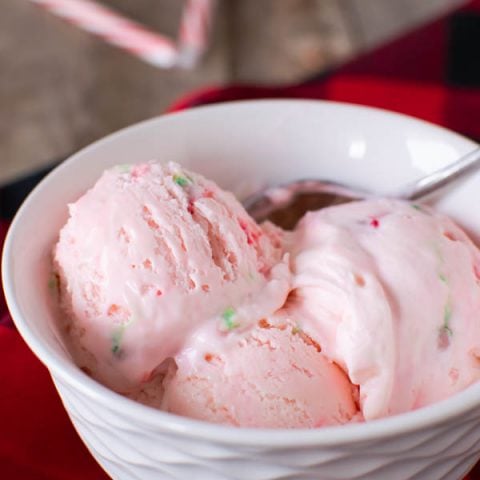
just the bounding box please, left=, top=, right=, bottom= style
left=3, top=100, right=480, bottom=480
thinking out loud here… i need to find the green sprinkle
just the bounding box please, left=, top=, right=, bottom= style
left=443, top=302, right=452, bottom=326
left=111, top=317, right=133, bottom=357
left=48, top=273, right=59, bottom=291
left=438, top=299, right=453, bottom=341
left=412, top=204, right=423, bottom=212
left=222, top=307, right=238, bottom=330
left=439, top=273, right=448, bottom=284
left=111, top=329, right=123, bottom=357
left=173, top=174, right=189, bottom=187
left=291, top=326, right=301, bottom=335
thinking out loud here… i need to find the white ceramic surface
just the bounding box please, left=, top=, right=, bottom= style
left=3, top=100, right=480, bottom=480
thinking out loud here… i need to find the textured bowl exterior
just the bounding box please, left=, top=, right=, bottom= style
left=53, top=372, right=480, bottom=480
left=4, top=101, right=480, bottom=480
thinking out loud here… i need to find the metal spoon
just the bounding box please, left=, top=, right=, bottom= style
left=244, top=145, right=480, bottom=228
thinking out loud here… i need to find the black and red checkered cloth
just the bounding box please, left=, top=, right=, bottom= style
left=1, top=1, right=479, bottom=478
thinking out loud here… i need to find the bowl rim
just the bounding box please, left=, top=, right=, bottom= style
left=3, top=99, right=480, bottom=447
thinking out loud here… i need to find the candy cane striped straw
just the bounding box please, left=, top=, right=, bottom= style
left=177, top=0, right=216, bottom=68
left=29, top=0, right=214, bottom=69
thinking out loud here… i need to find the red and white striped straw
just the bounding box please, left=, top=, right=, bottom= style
left=178, top=0, right=216, bottom=68
left=29, top=0, right=214, bottom=69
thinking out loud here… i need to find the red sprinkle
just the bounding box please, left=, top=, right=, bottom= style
left=298, top=331, right=322, bottom=352
left=131, top=164, right=150, bottom=178
left=449, top=368, right=459, bottom=383
left=203, top=352, right=222, bottom=364
left=142, top=206, right=159, bottom=230
left=147, top=218, right=159, bottom=230
left=108, top=304, right=120, bottom=316
left=370, top=218, right=380, bottom=228
left=438, top=330, right=451, bottom=350
left=238, top=218, right=262, bottom=245
left=443, top=231, right=457, bottom=241
left=202, top=188, right=215, bottom=199
left=143, top=259, right=152, bottom=270
left=258, top=318, right=271, bottom=329
left=187, top=199, right=195, bottom=215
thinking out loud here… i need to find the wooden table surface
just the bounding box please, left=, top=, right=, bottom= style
left=0, top=0, right=463, bottom=185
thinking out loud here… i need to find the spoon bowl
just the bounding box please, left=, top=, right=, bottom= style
left=245, top=146, right=480, bottom=227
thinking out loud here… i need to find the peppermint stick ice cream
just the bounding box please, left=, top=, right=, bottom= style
left=158, top=316, right=359, bottom=428
left=54, top=162, right=290, bottom=391
left=53, top=162, right=480, bottom=428
left=288, top=199, right=480, bottom=420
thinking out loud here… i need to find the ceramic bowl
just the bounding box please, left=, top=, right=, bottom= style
left=3, top=100, right=480, bottom=480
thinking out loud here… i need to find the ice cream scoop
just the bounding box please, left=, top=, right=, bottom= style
left=288, top=198, right=480, bottom=420
left=53, top=162, right=291, bottom=391
left=155, top=317, right=360, bottom=428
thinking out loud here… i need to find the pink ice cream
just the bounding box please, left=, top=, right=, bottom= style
left=54, top=162, right=480, bottom=429
left=158, top=317, right=359, bottom=428
left=54, top=162, right=290, bottom=390
left=289, top=199, right=480, bottom=420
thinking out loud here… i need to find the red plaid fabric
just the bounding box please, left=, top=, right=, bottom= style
left=0, top=221, right=106, bottom=477
left=169, top=2, right=480, bottom=142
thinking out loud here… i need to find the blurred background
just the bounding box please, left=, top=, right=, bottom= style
left=0, top=0, right=466, bottom=186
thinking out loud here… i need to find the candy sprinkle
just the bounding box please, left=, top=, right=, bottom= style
left=291, top=325, right=301, bottom=335
left=48, top=273, right=59, bottom=291
left=437, top=300, right=453, bottom=350
left=238, top=218, right=261, bottom=245
left=438, top=326, right=452, bottom=350
left=111, top=328, right=124, bottom=357
left=173, top=174, right=190, bottom=187
left=439, top=273, right=448, bottom=284
left=111, top=317, right=133, bottom=357
left=222, top=307, right=238, bottom=330
left=443, top=302, right=452, bottom=326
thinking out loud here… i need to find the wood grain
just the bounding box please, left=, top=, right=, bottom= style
left=226, top=0, right=356, bottom=84
left=0, top=0, right=228, bottom=185
left=0, top=0, right=464, bottom=185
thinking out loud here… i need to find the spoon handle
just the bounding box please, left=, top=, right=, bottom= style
left=399, top=146, right=480, bottom=201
